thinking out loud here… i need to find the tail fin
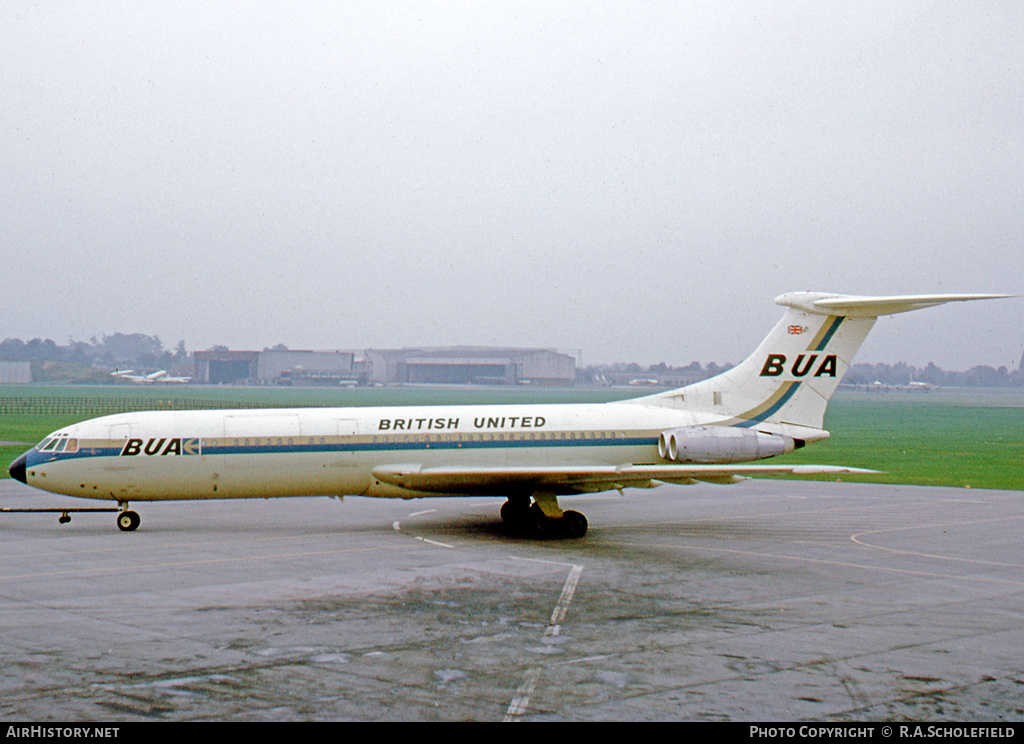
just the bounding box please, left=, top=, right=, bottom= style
left=643, top=292, right=1011, bottom=435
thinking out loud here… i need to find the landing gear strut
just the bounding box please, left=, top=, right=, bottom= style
left=500, top=493, right=588, bottom=539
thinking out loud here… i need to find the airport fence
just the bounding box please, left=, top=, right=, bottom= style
left=0, top=396, right=294, bottom=417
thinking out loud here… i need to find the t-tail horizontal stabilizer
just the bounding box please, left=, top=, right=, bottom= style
left=641, top=291, right=1014, bottom=433
left=775, top=292, right=1014, bottom=318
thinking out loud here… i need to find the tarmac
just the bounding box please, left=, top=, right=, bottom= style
left=1, top=477, right=1022, bottom=722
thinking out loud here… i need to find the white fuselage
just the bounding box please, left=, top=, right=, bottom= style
left=20, top=400, right=715, bottom=502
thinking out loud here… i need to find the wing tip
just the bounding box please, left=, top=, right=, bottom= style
left=789, top=465, right=883, bottom=475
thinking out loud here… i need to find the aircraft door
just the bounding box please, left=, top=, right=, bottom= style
left=108, top=423, right=132, bottom=451
left=106, top=422, right=141, bottom=499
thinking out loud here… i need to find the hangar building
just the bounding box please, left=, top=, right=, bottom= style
left=194, top=350, right=356, bottom=385
left=363, top=347, right=576, bottom=386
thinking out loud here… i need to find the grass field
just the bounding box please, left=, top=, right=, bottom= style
left=2, top=385, right=1021, bottom=490
left=771, top=392, right=1024, bottom=490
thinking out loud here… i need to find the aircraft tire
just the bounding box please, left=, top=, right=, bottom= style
left=500, top=498, right=532, bottom=532
left=561, top=510, right=588, bottom=539
left=533, top=512, right=559, bottom=538
left=117, top=510, right=140, bottom=532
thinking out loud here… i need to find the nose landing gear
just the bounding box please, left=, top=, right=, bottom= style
left=117, top=507, right=141, bottom=532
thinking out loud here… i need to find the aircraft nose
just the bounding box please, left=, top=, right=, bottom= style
left=9, top=452, right=28, bottom=484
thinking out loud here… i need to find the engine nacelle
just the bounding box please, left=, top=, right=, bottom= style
left=657, top=426, right=796, bottom=464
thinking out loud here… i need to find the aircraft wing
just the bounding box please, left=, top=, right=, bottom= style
left=371, top=462, right=880, bottom=495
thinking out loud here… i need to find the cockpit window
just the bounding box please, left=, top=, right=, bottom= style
left=37, top=437, right=77, bottom=453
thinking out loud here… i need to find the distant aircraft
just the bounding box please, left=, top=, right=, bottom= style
left=10, top=292, right=1010, bottom=537
left=848, top=379, right=938, bottom=393
left=157, top=374, right=193, bottom=384
left=111, top=369, right=192, bottom=384
left=112, top=369, right=166, bottom=384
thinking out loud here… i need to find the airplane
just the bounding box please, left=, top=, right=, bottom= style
left=112, top=369, right=193, bottom=385
left=157, top=374, right=193, bottom=384
left=112, top=369, right=168, bottom=384
left=8, top=291, right=1010, bottom=538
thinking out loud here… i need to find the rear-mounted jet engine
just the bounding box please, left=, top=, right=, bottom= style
left=658, top=426, right=798, bottom=464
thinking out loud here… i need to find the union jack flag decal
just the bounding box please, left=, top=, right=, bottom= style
left=787, top=325, right=807, bottom=335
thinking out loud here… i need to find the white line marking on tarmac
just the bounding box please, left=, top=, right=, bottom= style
left=851, top=516, right=1024, bottom=569
left=393, top=510, right=452, bottom=548
left=504, top=562, right=584, bottom=721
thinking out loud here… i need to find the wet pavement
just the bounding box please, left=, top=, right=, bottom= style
left=1, top=479, right=1022, bottom=721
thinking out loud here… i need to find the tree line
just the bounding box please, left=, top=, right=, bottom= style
left=843, top=361, right=1023, bottom=388
left=0, top=334, right=188, bottom=370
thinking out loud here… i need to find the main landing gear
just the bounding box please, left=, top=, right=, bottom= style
left=500, top=493, right=588, bottom=539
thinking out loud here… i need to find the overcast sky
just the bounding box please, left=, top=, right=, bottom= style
left=3, top=1, right=1021, bottom=370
